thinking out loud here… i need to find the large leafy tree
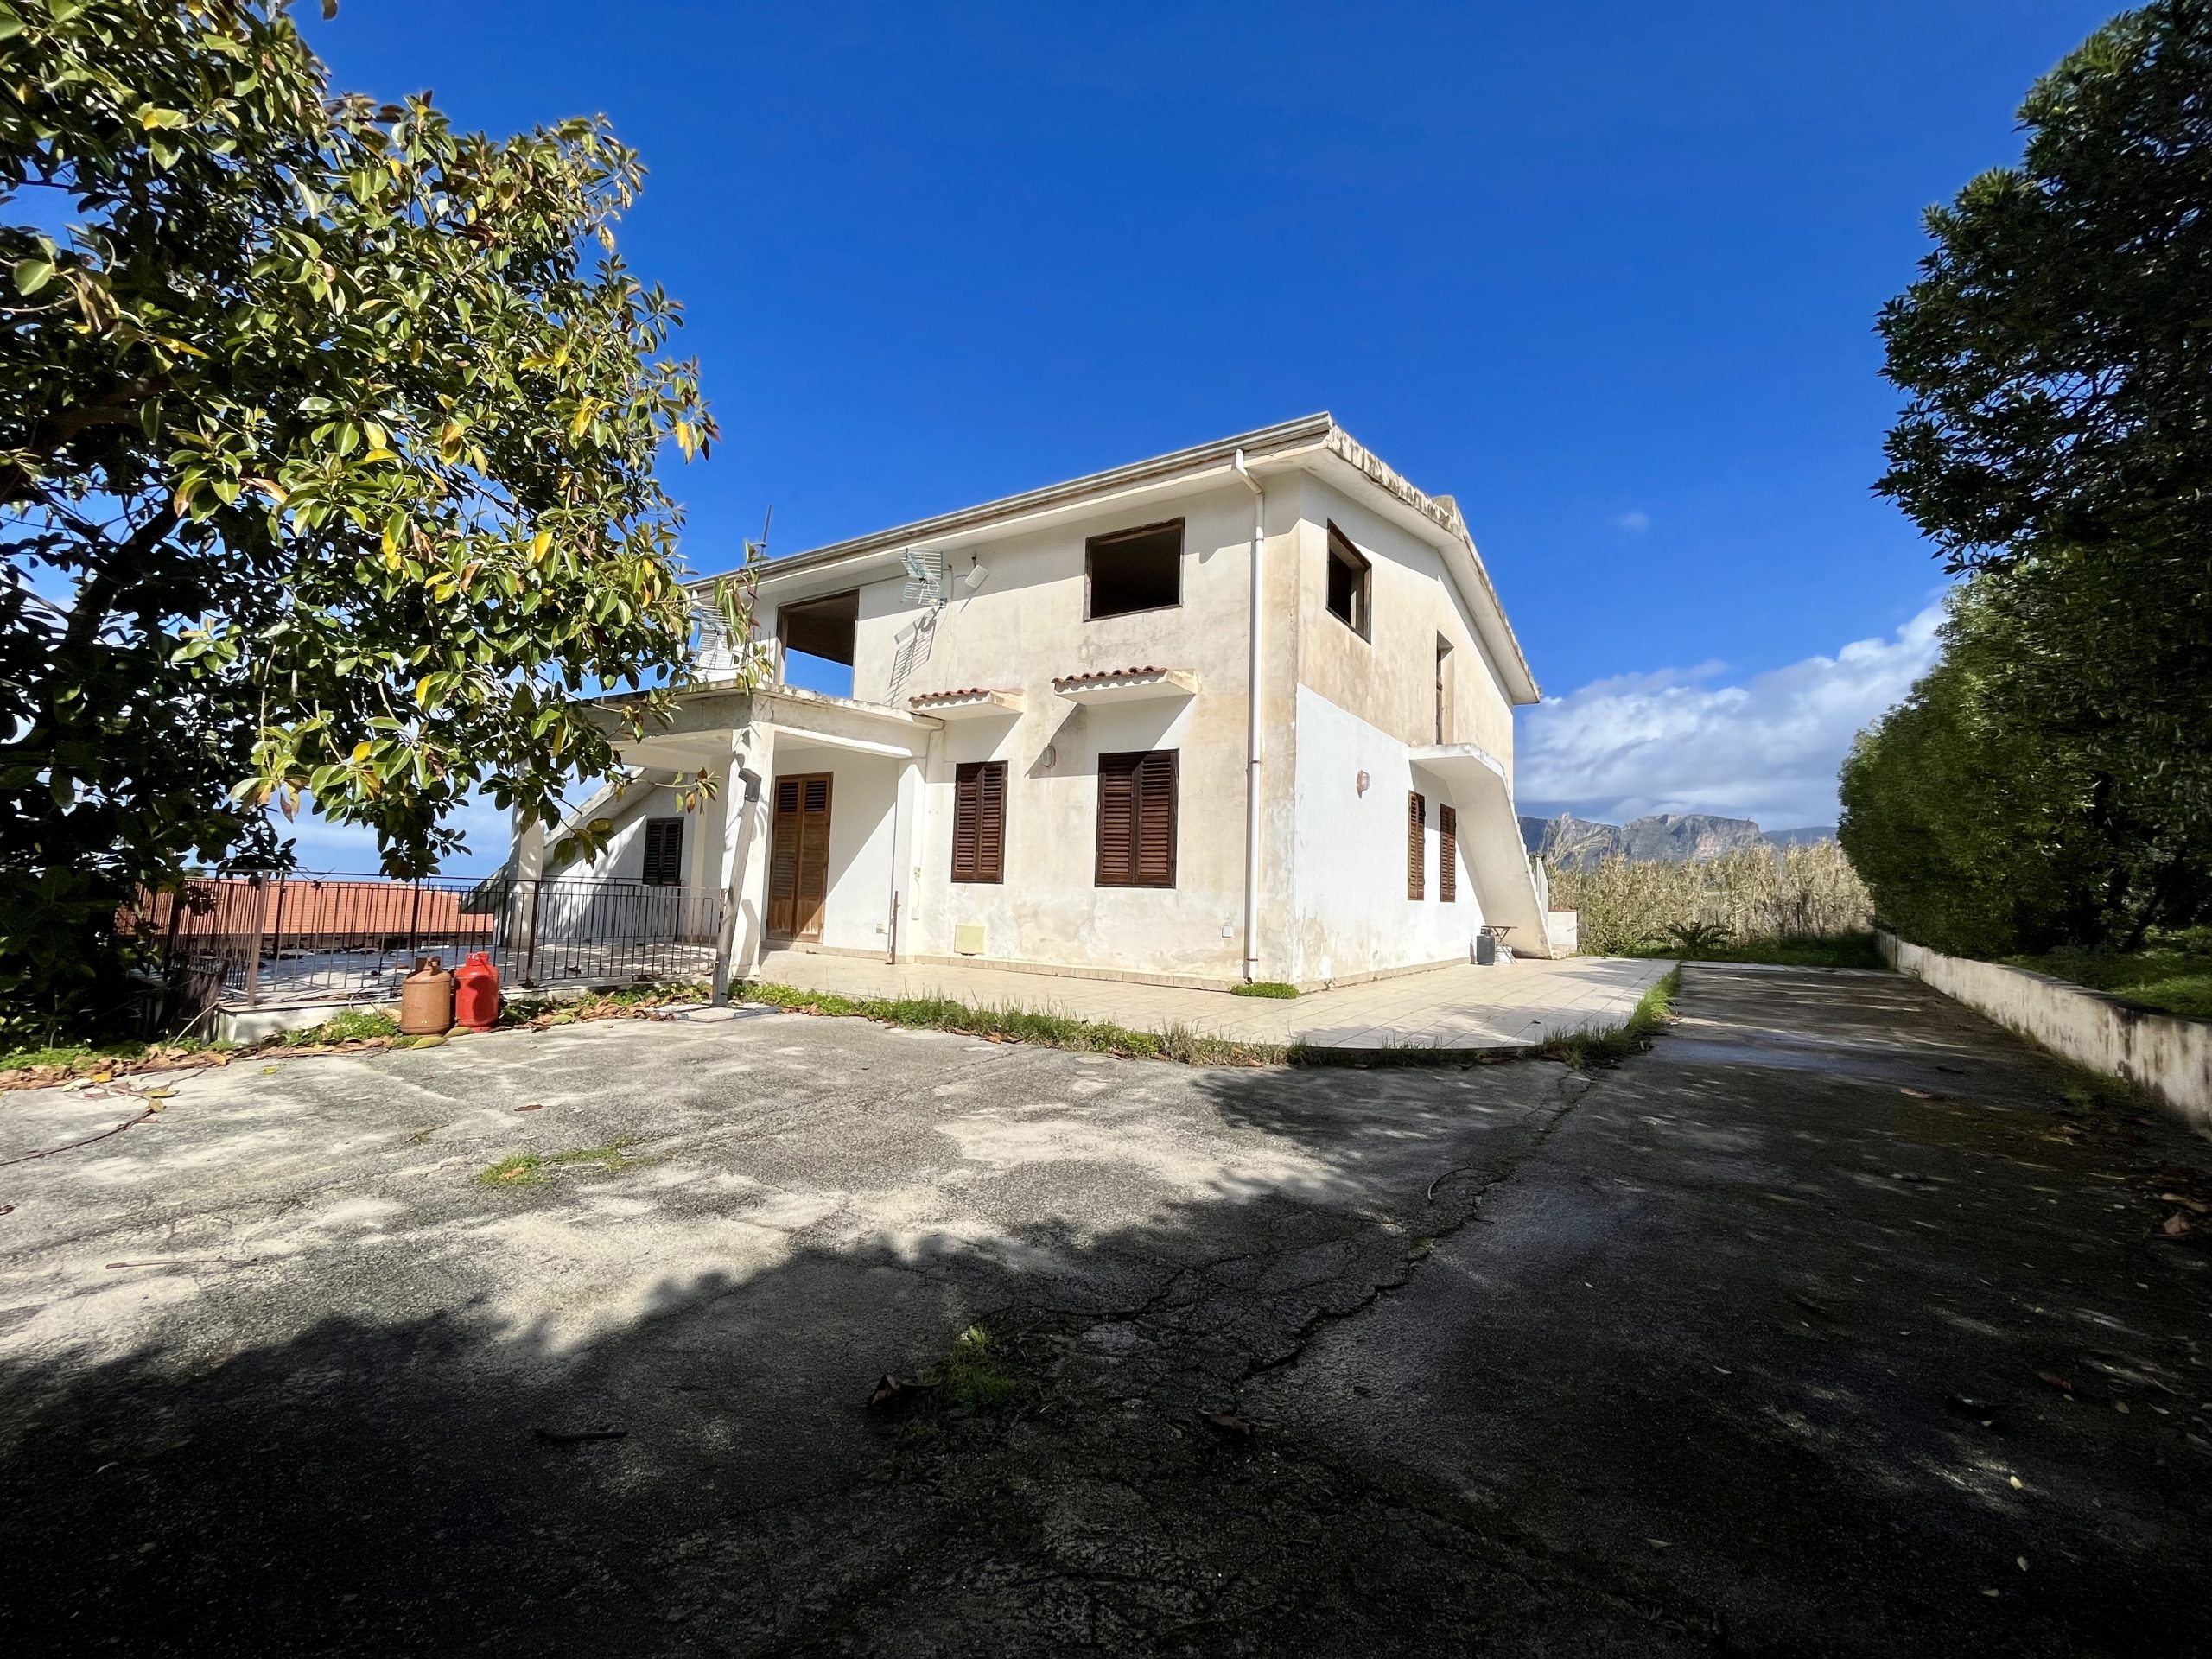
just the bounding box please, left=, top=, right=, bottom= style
left=1858, top=0, right=2212, bottom=950
left=0, top=0, right=737, bottom=1033
left=1840, top=584, right=2120, bottom=957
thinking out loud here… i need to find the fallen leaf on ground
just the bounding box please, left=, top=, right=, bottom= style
left=515, top=1103, right=543, bottom=1113
left=1200, top=1410, right=1254, bottom=1438
left=1900, top=1086, right=1933, bottom=1099
left=2037, top=1371, right=2075, bottom=1395
left=2162, top=1212, right=2192, bottom=1237
left=868, top=1375, right=931, bottom=1410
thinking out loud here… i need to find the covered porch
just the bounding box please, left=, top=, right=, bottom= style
left=514, top=685, right=940, bottom=1002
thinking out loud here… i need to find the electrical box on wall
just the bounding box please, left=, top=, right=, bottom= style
left=954, top=924, right=986, bottom=957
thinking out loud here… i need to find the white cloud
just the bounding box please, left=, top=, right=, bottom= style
left=1611, top=510, right=1650, bottom=533
left=1516, top=601, right=1947, bottom=830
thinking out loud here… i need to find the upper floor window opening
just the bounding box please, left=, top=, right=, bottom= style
left=1325, top=524, right=1371, bottom=639
left=774, top=588, right=859, bottom=697
left=1086, top=519, right=1183, bottom=620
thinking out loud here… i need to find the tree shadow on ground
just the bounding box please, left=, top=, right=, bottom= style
left=3, top=986, right=2209, bottom=1656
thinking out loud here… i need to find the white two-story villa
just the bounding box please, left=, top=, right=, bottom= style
left=513, top=415, right=1566, bottom=993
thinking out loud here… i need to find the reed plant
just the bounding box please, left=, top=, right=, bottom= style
left=1549, top=842, right=1872, bottom=957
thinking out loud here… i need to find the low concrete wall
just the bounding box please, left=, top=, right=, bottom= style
left=214, top=998, right=402, bottom=1046
left=1878, top=931, right=2210, bottom=1129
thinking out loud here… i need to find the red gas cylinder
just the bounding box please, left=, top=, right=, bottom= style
left=454, top=950, right=501, bottom=1032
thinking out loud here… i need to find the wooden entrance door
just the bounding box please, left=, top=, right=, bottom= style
left=768, top=773, right=833, bottom=941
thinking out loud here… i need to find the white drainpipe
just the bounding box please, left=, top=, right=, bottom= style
left=1231, top=449, right=1264, bottom=983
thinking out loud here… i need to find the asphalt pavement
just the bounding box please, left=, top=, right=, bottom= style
left=0, top=964, right=2205, bottom=1654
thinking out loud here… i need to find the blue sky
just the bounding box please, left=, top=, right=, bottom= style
left=288, top=0, right=2114, bottom=866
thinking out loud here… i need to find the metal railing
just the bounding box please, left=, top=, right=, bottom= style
left=130, top=873, right=723, bottom=1014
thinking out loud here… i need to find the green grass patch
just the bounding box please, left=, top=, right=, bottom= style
left=1230, top=980, right=1300, bottom=999
left=283, top=1007, right=400, bottom=1046
left=0, top=1039, right=149, bottom=1072
left=1616, top=931, right=1886, bottom=970
left=931, top=1324, right=1025, bottom=1411
left=0, top=1035, right=236, bottom=1080
left=476, top=1138, right=647, bottom=1187
left=2005, top=944, right=2212, bottom=1020
left=734, top=980, right=1291, bottom=1065
left=1541, top=968, right=1681, bottom=1070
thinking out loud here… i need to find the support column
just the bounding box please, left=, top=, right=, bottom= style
left=709, top=724, right=775, bottom=1003
left=886, top=754, right=925, bottom=963
left=511, top=809, right=546, bottom=983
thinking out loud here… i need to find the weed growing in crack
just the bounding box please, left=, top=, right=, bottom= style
left=933, top=1324, right=1024, bottom=1411
left=475, top=1139, right=647, bottom=1187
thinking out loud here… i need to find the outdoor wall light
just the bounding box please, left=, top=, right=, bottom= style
left=1039, top=744, right=1057, bottom=770
left=963, top=556, right=988, bottom=591
left=1356, top=769, right=1370, bottom=796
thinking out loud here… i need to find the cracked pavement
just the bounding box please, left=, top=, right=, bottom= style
left=2, top=964, right=2209, bottom=1654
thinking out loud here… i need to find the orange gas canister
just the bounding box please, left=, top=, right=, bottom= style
left=454, top=951, right=501, bottom=1032
left=399, top=957, right=454, bottom=1036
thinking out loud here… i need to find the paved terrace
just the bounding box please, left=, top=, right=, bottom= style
left=749, top=949, right=1669, bottom=1050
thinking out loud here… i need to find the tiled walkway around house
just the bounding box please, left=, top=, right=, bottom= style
left=747, top=949, right=1671, bottom=1052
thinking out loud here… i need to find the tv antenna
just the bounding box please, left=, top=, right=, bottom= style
left=900, top=547, right=946, bottom=607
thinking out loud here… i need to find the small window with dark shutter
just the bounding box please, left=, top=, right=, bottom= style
left=1439, top=804, right=1457, bottom=903
left=641, top=817, right=684, bottom=887
left=1096, top=749, right=1178, bottom=888
left=952, top=760, right=1007, bottom=883
left=1407, top=791, right=1426, bottom=901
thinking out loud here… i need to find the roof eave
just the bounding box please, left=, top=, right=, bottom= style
left=698, top=412, right=1335, bottom=594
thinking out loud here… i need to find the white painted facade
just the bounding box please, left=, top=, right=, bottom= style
left=523, top=416, right=1559, bottom=991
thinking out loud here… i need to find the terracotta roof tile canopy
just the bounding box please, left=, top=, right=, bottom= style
left=907, top=687, right=1024, bottom=719
left=1051, top=666, right=1198, bottom=706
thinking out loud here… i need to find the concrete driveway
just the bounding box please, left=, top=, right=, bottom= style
left=1, top=966, right=2208, bottom=1654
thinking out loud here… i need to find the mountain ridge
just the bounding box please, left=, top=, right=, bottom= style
left=1518, top=812, right=1839, bottom=867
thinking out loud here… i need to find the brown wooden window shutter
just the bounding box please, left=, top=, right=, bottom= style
left=1407, top=791, right=1426, bottom=900
left=1096, top=749, right=1178, bottom=887
left=640, top=817, right=684, bottom=887
left=1439, top=804, right=1457, bottom=903
left=952, top=760, right=1007, bottom=883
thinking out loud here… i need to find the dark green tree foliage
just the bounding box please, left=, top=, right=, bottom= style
left=0, top=1, right=733, bottom=1035
left=1841, top=587, right=2117, bottom=957
left=1852, top=0, right=2212, bottom=950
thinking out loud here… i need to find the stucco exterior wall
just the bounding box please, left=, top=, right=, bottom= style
left=1287, top=686, right=1484, bottom=984
left=544, top=779, right=713, bottom=889
left=1290, top=476, right=1515, bottom=765
left=811, top=482, right=1298, bottom=981
left=721, top=454, right=1527, bottom=985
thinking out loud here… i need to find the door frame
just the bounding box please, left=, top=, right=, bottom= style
left=767, top=771, right=835, bottom=943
